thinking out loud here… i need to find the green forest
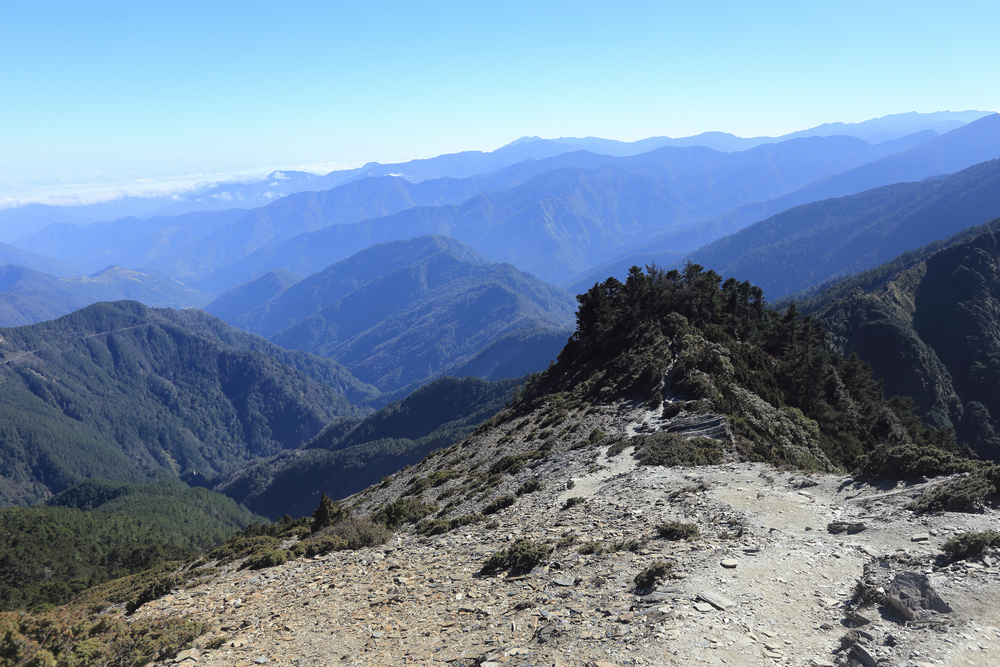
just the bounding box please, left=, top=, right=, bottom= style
left=0, top=480, right=262, bottom=610
left=527, top=263, right=982, bottom=481
left=0, top=301, right=365, bottom=506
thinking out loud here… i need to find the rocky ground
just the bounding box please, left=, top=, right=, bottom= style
left=136, top=400, right=1000, bottom=667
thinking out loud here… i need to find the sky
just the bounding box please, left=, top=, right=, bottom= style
left=1, top=0, right=998, bottom=205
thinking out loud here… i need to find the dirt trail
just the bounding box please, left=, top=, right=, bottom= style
left=134, top=401, right=1000, bottom=667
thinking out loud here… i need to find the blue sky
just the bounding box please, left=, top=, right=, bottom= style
left=1, top=0, right=997, bottom=203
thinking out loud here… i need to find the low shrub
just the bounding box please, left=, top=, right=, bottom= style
left=375, top=498, right=438, bottom=528
left=241, top=549, right=290, bottom=571
left=577, top=541, right=603, bottom=555
left=208, top=535, right=281, bottom=565
left=556, top=534, right=577, bottom=549
left=482, top=494, right=516, bottom=515
left=0, top=608, right=204, bottom=667
left=415, top=513, right=484, bottom=537
left=657, top=521, right=700, bottom=540
left=516, top=478, right=544, bottom=496
left=605, top=435, right=630, bottom=457
left=633, top=560, right=672, bottom=591
left=126, top=575, right=178, bottom=614
left=661, top=402, right=683, bottom=419
left=480, top=539, right=552, bottom=575
left=329, top=518, right=391, bottom=550
left=905, top=471, right=995, bottom=513
left=416, top=518, right=451, bottom=536
left=562, top=496, right=586, bottom=510
left=941, top=531, right=1000, bottom=561
left=609, top=539, right=645, bottom=553
left=633, top=433, right=724, bottom=467
left=299, top=534, right=348, bottom=557
left=489, top=451, right=547, bottom=476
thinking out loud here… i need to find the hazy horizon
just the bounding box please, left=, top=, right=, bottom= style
left=2, top=0, right=998, bottom=208
left=3, top=110, right=996, bottom=210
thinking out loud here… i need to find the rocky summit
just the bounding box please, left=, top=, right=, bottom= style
left=134, top=399, right=1000, bottom=667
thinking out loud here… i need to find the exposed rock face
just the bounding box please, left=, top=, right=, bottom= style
left=134, top=400, right=1000, bottom=667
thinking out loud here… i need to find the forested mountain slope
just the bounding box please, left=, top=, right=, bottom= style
left=815, top=221, right=1000, bottom=462
left=216, top=375, right=521, bottom=518
left=0, top=301, right=371, bottom=506
left=1, top=479, right=264, bottom=609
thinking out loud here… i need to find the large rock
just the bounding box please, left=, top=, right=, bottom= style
left=887, top=571, right=953, bottom=621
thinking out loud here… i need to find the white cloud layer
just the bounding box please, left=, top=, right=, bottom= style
left=0, top=160, right=363, bottom=210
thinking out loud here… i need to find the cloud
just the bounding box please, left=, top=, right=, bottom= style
left=0, top=159, right=365, bottom=210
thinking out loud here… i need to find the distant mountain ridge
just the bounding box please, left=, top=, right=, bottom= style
left=0, top=242, right=81, bottom=277
left=16, top=131, right=917, bottom=290
left=207, top=235, right=577, bottom=392
left=682, top=157, right=1000, bottom=299
left=563, top=113, right=1000, bottom=290
left=196, top=132, right=931, bottom=291
left=0, top=264, right=212, bottom=327
left=2, top=110, right=987, bottom=245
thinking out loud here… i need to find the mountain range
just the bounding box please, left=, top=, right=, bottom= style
left=194, top=131, right=950, bottom=292
left=683, top=157, right=1000, bottom=299
left=568, top=113, right=1000, bottom=292
left=12, top=114, right=995, bottom=301
left=0, top=264, right=212, bottom=327
left=206, top=235, right=576, bottom=392
left=3, top=111, right=985, bottom=244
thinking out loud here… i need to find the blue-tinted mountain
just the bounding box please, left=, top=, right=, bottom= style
left=198, top=269, right=301, bottom=326
left=20, top=123, right=950, bottom=292
left=209, top=236, right=487, bottom=336
left=778, top=110, right=990, bottom=144
left=208, top=236, right=576, bottom=392
left=682, top=112, right=1000, bottom=241
left=0, top=242, right=81, bottom=277
left=17, top=177, right=479, bottom=280
left=682, top=157, right=1000, bottom=299
left=0, top=301, right=374, bottom=506
left=560, top=115, right=1000, bottom=289
left=0, top=264, right=212, bottom=327
left=200, top=134, right=920, bottom=291
left=18, top=155, right=629, bottom=284
left=3, top=110, right=986, bottom=246
left=0, top=198, right=194, bottom=244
